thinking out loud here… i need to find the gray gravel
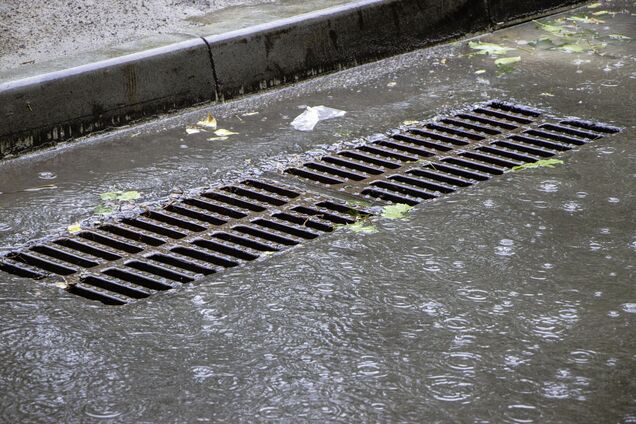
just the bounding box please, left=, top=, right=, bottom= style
left=0, top=0, right=273, bottom=70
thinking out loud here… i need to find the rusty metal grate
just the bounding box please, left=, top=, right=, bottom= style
left=0, top=101, right=621, bottom=305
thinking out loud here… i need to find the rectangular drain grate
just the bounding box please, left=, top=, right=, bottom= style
left=0, top=101, right=621, bottom=305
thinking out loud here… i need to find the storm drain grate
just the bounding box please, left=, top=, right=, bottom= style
left=0, top=101, right=621, bottom=305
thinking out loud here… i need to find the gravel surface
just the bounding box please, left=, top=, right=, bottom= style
left=0, top=0, right=274, bottom=70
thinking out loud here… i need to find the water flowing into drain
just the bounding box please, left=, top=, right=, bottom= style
left=0, top=101, right=621, bottom=305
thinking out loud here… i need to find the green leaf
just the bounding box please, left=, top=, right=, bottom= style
left=468, top=41, right=516, bottom=55
left=534, top=20, right=575, bottom=36
left=558, top=43, right=589, bottom=53
left=341, top=221, right=378, bottom=234
left=94, top=204, right=115, bottom=215
left=99, top=191, right=120, bottom=201
left=116, top=191, right=141, bottom=202
left=67, top=223, right=82, bottom=234
left=511, top=159, right=564, bottom=172
left=495, top=56, right=521, bottom=66
left=381, top=203, right=414, bottom=220
left=567, top=15, right=605, bottom=24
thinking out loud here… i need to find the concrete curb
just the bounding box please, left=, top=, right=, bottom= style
left=0, top=0, right=586, bottom=159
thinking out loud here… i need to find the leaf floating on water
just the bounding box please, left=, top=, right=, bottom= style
left=474, top=69, right=487, bottom=74
left=592, top=10, right=610, bottom=16
left=495, top=56, right=521, bottom=66
left=67, top=223, right=82, bottom=234
left=214, top=129, right=239, bottom=136
left=558, top=43, right=591, bottom=53
left=23, top=184, right=57, bottom=192
left=207, top=136, right=229, bottom=142
left=534, top=20, right=575, bottom=36
left=55, top=281, right=69, bottom=289
left=403, top=120, right=420, bottom=125
left=381, top=203, right=414, bottom=220
left=468, top=41, right=516, bottom=55
left=587, top=2, right=601, bottom=8
left=387, top=81, right=397, bottom=87
left=100, top=191, right=119, bottom=201
left=511, top=159, right=564, bottom=172
left=186, top=127, right=202, bottom=135
left=540, top=92, right=555, bottom=97
left=197, top=113, right=217, bottom=129
left=116, top=191, right=140, bottom=202
left=345, top=221, right=378, bottom=234
left=609, top=34, right=631, bottom=40
left=94, top=204, right=115, bottom=215
left=567, top=15, right=605, bottom=24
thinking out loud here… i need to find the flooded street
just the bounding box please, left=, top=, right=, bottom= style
left=1, top=2, right=635, bottom=422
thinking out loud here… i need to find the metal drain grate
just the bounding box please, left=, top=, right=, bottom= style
left=0, top=101, right=621, bottom=304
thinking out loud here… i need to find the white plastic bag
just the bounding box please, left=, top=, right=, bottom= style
left=291, top=106, right=346, bottom=131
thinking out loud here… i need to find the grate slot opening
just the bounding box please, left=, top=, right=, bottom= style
left=408, top=128, right=470, bottom=146
left=456, top=113, right=518, bottom=130
left=539, top=123, right=600, bottom=140
left=241, top=180, right=301, bottom=198
left=488, top=101, right=541, bottom=117
left=53, top=239, right=121, bottom=261
left=388, top=175, right=456, bottom=193
left=102, top=268, right=173, bottom=291
left=164, top=204, right=227, bottom=225
left=144, top=211, right=207, bottom=232
left=426, top=123, right=485, bottom=141
left=100, top=225, right=166, bottom=246
left=361, top=188, right=420, bottom=205
left=9, top=252, right=77, bottom=275
left=322, top=156, right=384, bottom=175
left=123, top=219, right=186, bottom=239
left=147, top=254, right=216, bottom=275
left=81, top=276, right=151, bottom=299
left=423, top=163, right=490, bottom=181
left=79, top=232, right=144, bottom=253
left=285, top=167, right=343, bottom=185
left=182, top=198, right=247, bottom=219
left=291, top=206, right=356, bottom=225
left=491, top=140, right=555, bottom=158
left=272, top=212, right=334, bottom=232
left=392, top=133, right=454, bottom=152
left=30, top=245, right=99, bottom=268
left=192, top=239, right=259, bottom=260
left=357, top=145, right=418, bottom=162
left=370, top=180, right=438, bottom=199
left=442, top=158, right=505, bottom=175
left=221, top=186, right=288, bottom=206
left=524, top=129, right=587, bottom=146
left=0, top=260, right=45, bottom=279
left=473, top=107, right=533, bottom=124
left=477, top=146, right=540, bottom=163
left=375, top=139, right=436, bottom=158
left=68, top=284, right=127, bottom=305
left=233, top=226, right=300, bottom=246
left=253, top=219, right=319, bottom=239
left=126, top=260, right=194, bottom=283
left=459, top=151, right=522, bottom=168
left=304, top=162, right=368, bottom=181
left=407, top=168, right=474, bottom=187
left=509, top=135, right=570, bottom=151
left=202, top=192, right=267, bottom=212
left=338, top=150, right=401, bottom=169
left=560, top=119, right=620, bottom=134
left=315, top=201, right=370, bottom=218
left=212, top=232, right=281, bottom=252
left=440, top=118, right=501, bottom=135
left=170, top=247, right=239, bottom=268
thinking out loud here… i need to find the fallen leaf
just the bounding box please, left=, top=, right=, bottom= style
left=117, top=191, right=140, bottom=202
left=94, top=204, right=115, bottom=215
left=207, top=136, right=229, bottom=141
left=534, top=20, right=575, bottom=36
left=567, top=15, right=604, bottom=24
left=23, top=184, right=57, bottom=192
left=197, top=113, right=217, bottom=129
left=474, top=69, right=487, bottom=74
left=558, top=43, right=590, bottom=53
left=511, top=159, right=564, bottom=172
left=468, top=41, right=516, bottom=55
left=403, top=120, right=420, bottom=125
left=186, top=127, right=202, bottom=135
left=381, top=203, right=414, bottom=220
left=342, top=221, right=378, bottom=234
left=214, top=129, right=239, bottom=136
left=68, top=223, right=81, bottom=234
left=540, top=92, right=555, bottom=97
left=495, top=56, right=521, bottom=66
left=587, top=2, right=602, bottom=8
left=387, top=81, right=397, bottom=87
left=100, top=191, right=119, bottom=201
left=243, top=112, right=259, bottom=116
left=55, top=281, right=69, bottom=289
left=609, top=34, right=631, bottom=40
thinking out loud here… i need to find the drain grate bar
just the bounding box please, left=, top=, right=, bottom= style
left=0, top=101, right=621, bottom=305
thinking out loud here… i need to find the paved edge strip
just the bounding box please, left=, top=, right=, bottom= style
left=0, top=0, right=586, bottom=159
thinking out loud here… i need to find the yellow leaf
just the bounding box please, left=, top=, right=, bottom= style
left=475, top=69, right=487, bottom=74
left=186, top=127, right=202, bottom=135
left=197, top=113, right=217, bottom=129
left=214, top=129, right=239, bottom=136
left=207, top=136, right=229, bottom=141
left=68, top=223, right=81, bottom=234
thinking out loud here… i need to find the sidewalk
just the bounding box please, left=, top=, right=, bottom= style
left=0, top=0, right=586, bottom=160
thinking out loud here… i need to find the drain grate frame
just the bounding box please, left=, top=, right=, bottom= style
left=0, top=101, right=622, bottom=305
